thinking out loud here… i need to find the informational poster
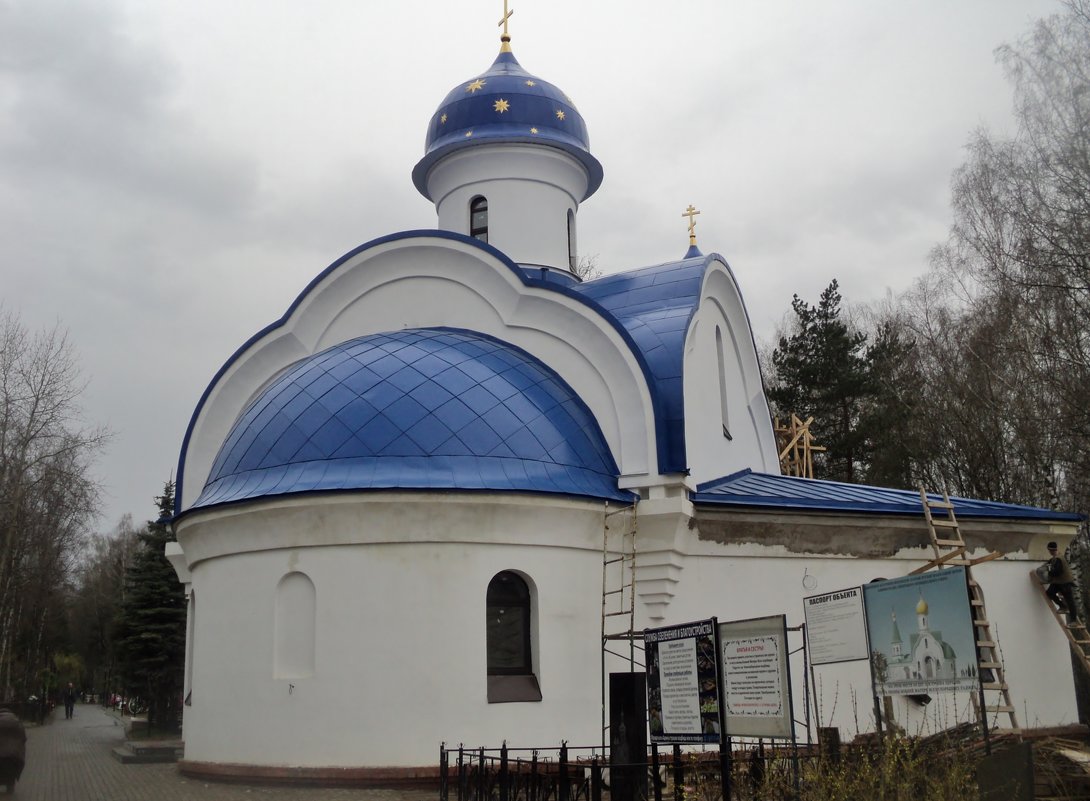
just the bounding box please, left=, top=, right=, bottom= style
left=718, top=615, right=793, bottom=738
left=803, top=587, right=869, bottom=665
left=644, top=619, right=720, bottom=744
left=862, top=567, right=979, bottom=697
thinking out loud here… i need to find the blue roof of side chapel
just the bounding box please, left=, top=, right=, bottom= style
left=693, top=469, right=1083, bottom=521
left=192, top=328, right=635, bottom=510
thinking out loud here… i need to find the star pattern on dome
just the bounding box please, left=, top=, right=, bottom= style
left=416, top=50, right=604, bottom=202
left=465, top=130, right=474, bottom=137
left=530, top=127, right=539, bottom=134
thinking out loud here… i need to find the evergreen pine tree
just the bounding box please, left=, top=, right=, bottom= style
left=114, top=481, right=185, bottom=731
left=859, top=320, right=923, bottom=489
left=768, top=280, right=871, bottom=482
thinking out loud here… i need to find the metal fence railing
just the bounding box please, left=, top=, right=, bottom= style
left=439, top=741, right=812, bottom=801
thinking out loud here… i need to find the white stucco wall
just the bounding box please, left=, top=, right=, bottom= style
left=639, top=525, right=1080, bottom=741
left=427, top=144, right=588, bottom=272
left=172, top=489, right=1078, bottom=770
left=175, top=492, right=611, bottom=767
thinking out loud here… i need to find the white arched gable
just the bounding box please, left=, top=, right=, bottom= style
left=178, top=233, right=659, bottom=511
left=682, top=257, right=779, bottom=483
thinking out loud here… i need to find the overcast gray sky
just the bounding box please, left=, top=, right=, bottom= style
left=1, top=0, right=1062, bottom=530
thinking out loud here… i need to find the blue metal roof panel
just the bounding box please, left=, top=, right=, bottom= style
left=571, top=256, right=707, bottom=473
left=191, top=328, right=634, bottom=511
left=693, top=469, right=1082, bottom=521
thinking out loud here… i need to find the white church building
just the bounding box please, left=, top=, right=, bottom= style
left=886, top=599, right=960, bottom=684
left=167, top=15, right=1083, bottom=784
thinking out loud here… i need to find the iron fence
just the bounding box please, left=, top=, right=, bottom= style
left=439, top=741, right=811, bottom=801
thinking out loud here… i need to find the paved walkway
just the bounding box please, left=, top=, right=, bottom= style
left=15, top=704, right=435, bottom=801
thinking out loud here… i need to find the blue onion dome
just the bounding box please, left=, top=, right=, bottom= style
left=191, top=328, right=633, bottom=510
left=412, top=47, right=603, bottom=200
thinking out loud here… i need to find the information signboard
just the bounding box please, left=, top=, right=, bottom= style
left=862, top=566, right=979, bottom=697
left=644, top=620, right=720, bottom=744
left=803, top=586, right=869, bottom=665
left=718, top=615, right=793, bottom=738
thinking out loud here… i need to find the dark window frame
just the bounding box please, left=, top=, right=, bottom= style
left=715, top=326, right=733, bottom=440
left=567, top=209, right=576, bottom=271
left=486, top=571, right=541, bottom=703
left=470, top=196, right=489, bottom=243
left=486, top=571, right=531, bottom=675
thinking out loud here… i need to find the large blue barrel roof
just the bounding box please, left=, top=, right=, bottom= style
left=191, top=327, right=633, bottom=510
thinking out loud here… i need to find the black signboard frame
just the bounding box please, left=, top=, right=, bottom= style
left=644, top=619, right=720, bottom=745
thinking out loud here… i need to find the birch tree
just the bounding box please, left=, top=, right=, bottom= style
left=926, top=0, right=1090, bottom=517
left=0, top=310, right=106, bottom=700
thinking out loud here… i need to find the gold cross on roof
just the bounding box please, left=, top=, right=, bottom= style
left=682, top=204, right=701, bottom=245
left=498, top=1, right=514, bottom=51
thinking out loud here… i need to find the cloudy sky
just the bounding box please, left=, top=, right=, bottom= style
left=1, top=0, right=1061, bottom=530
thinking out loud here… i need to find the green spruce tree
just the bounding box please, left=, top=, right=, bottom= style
left=114, top=481, right=185, bottom=732
left=768, top=280, right=871, bottom=483
left=859, top=319, right=923, bottom=489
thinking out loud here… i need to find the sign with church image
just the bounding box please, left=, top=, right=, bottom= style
left=644, top=619, right=721, bottom=744
left=862, top=566, right=979, bottom=696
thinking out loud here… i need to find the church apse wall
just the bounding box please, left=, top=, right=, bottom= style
left=178, top=492, right=611, bottom=767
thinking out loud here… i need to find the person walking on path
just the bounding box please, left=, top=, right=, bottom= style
left=62, top=683, right=77, bottom=720
left=1044, top=541, right=1080, bottom=625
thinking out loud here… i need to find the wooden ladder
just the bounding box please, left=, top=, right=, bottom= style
left=909, top=487, right=1019, bottom=733
left=1029, top=573, right=1090, bottom=677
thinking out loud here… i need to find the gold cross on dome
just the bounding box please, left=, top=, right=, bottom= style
left=498, top=1, right=514, bottom=51
left=498, top=0, right=514, bottom=37
left=682, top=204, right=701, bottom=245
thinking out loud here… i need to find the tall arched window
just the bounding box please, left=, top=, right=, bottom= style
left=567, top=209, right=576, bottom=271
left=184, top=590, right=196, bottom=705
left=486, top=571, right=541, bottom=702
left=470, top=196, right=489, bottom=242
left=274, top=572, right=316, bottom=679
left=715, top=326, right=732, bottom=440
